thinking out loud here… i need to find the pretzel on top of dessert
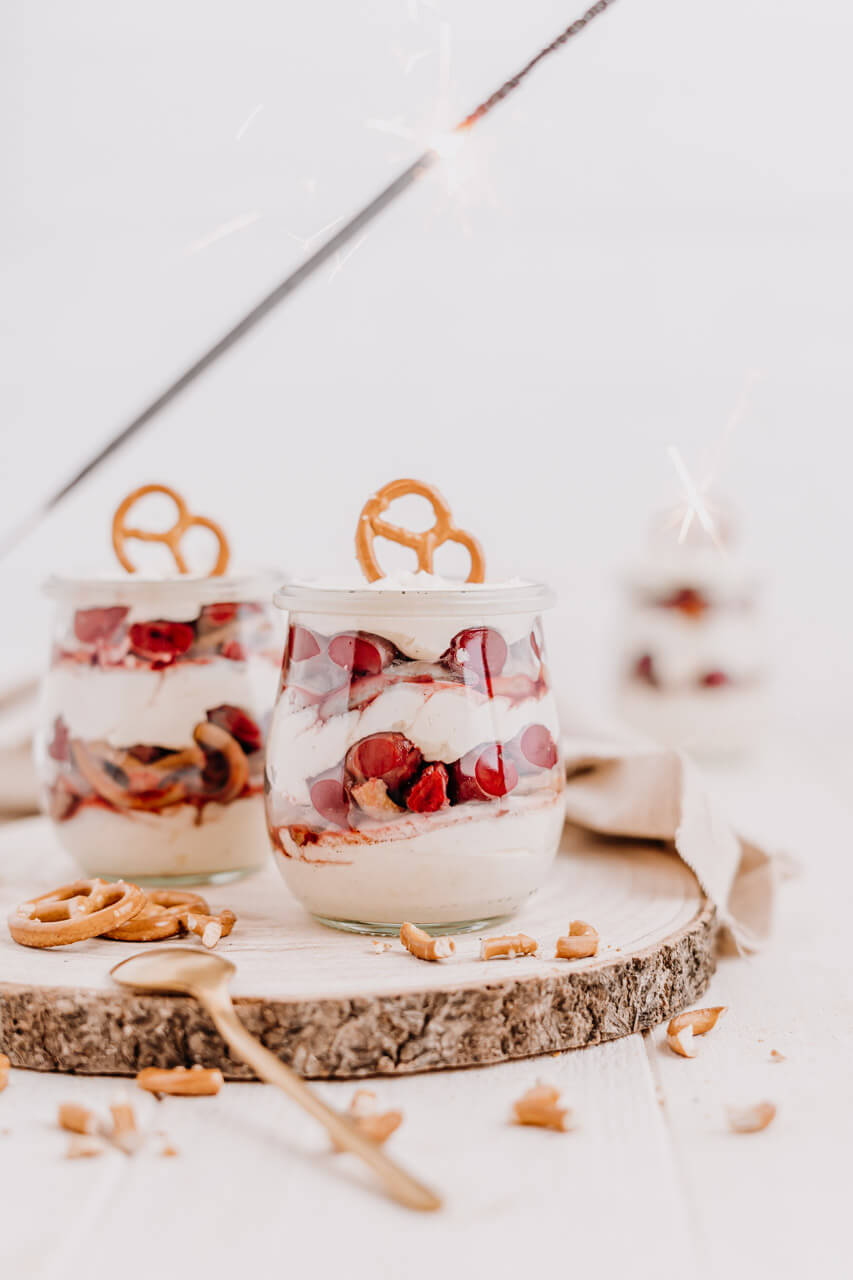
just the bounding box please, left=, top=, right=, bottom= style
left=355, top=478, right=485, bottom=583
left=112, top=483, right=230, bottom=576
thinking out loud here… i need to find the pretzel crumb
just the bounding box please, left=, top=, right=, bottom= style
left=66, top=1134, right=105, bottom=1159
left=58, top=1103, right=99, bottom=1136
left=727, top=1101, right=776, bottom=1134
left=160, top=1142, right=179, bottom=1157
left=555, top=921, right=599, bottom=960
left=769, top=1049, right=786, bottom=1063
left=185, top=910, right=236, bottom=949
left=333, top=1089, right=403, bottom=1150
left=0, top=1054, right=10, bottom=1091
left=666, top=1007, right=726, bottom=1058
left=512, top=1084, right=573, bottom=1133
left=371, top=940, right=393, bottom=954
left=400, top=921, right=455, bottom=962
left=110, top=1092, right=141, bottom=1155
left=136, top=1066, right=224, bottom=1096
left=480, top=933, right=538, bottom=960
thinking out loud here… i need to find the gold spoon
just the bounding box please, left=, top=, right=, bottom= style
left=111, top=948, right=441, bottom=1212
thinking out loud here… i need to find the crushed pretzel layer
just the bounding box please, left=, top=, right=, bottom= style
left=726, top=1101, right=777, bottom=1134
left=666, top=1006, right=727, bottom=1058
left=480, top=933, right=538, bottom=961
left=512, top=1084, right=573, bottom=1133
left=555, top=921, right=599, bottom=960
left=400, top=921, right=455, bottom=962
left=136, top=1066, right=224, bottom=1096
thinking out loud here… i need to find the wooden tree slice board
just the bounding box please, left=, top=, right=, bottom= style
left=0, top=817, right=717, bottom=1079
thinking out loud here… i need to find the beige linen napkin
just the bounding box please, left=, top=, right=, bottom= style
left=562, top=730, right=776, bottom=953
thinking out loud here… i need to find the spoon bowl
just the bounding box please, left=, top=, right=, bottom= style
left=111, top=947, right=235, bottom=996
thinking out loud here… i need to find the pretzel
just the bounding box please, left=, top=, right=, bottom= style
left=8, top=878, right=146, bottom=949
left=112, top=483, right=230, bottom=577
left=104, top=890, right=210, bottom=942
left=355, top=478, right=485, bottom=583
left=136, top=1066, right=223, bottom=1097
left=555, top=921, right=599, bottom=960
left=480, top=932, right=538, bottom=960
left=400, top=920, right=455, bottom=961
left=512, top=1084, right=573, bottom=1133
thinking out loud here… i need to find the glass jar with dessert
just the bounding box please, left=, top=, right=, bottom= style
left=264, top=479, right=565, bottom=933
left=35, top=485, right=282, bottom=883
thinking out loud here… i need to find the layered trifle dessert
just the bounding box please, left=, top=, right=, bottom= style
left=265, top=575, right=565, bottom=931
left=37, top=572, right=281, bottom=882
left=616, top=518, right=766, bottom=755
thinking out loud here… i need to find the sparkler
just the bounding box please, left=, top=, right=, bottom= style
left=0, top=0, right=620, bottom=562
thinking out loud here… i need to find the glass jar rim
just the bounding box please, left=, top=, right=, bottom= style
left=43, top=567, right=281, bottom=607
left=273, top=579, right=555, bottom=617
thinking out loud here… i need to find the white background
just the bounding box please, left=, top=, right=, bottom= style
left=3, top=0, right=852, bottom=733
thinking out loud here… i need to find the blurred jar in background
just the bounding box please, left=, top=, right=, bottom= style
left=615, top=505, right=767, bottom=758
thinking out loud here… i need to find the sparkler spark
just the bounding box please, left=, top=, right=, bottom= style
left=666, top=446, right=726, bottom=552
left=234, top=103, right=264, bottom=142
left=186, top=212, right=262, bottom=255
left=678, top=368, right=763, bottom=541
left=328, top=235, right=368, bottom=283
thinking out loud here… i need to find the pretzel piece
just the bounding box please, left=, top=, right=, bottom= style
left=0, top=1054, right=9, bottom=1092
left=480, top=933, right=538, bottom=960
left=185, top=909, right=237, bottom=949
left=8, top=879, right=146, bottom=949
left=104, top=890, right=210, bottom=942
left=58, top=1103, right=99, bottom=1135
left=555, top=921, right=599, bottom=960
left=112, top=483, right=230, bottom=577
left=400, top=920, right=455, bottom=961
left=136, top=1067, right=223, bottom=1097
left=512, top=1084, right=573, bottom=1133
left=355, top=478, right=485, bottom=583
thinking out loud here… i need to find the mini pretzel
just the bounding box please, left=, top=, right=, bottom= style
left=104, top=890, right=210, bottom=942
left=8, top=879, right=146, bottom=949
left=355, top=478, right=485, bottom=583
left=112, top=484, right=230, bottom=577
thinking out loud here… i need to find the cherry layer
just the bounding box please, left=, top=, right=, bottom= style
left=631, top=655, right=737, bottom=691
left=283, top=623, right=540, bottom=688
left=58, top=601, right=271, bottom=670
left=658, top=587, right=709, bottom=619
left=297, top=724, right=558, bottom=829
left=282, top=625, right=548, bottom=721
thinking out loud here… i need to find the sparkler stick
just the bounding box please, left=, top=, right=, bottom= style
left=0, top=0, right=620, bottom=562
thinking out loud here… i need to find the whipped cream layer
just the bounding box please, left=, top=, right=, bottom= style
left=627, top=609, right=764, bottom=685
left=42, top=654, right=277, bottom=749
left=266, top=680, right=560, bottom=806
left=55, top=794, right=269, bottom=878
left=274, top=791, right=565, bottom=924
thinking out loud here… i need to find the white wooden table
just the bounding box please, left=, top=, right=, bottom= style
left=1, top=730, right=850, bottom=1280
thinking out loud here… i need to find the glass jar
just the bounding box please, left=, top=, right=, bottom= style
left=36, top=571, right=282, bottom=884
left=265, top=581, right=565, bottom=933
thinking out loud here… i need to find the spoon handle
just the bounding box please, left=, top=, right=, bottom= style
left=199, top=991, right=442, bottom=1213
